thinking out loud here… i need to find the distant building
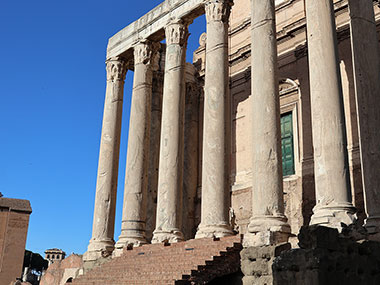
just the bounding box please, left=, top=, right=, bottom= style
left=44, top=249, right=66, bottom=265
left=0, top=197, right=32, bottom=285
left=39, top=254, right=83, bottom=285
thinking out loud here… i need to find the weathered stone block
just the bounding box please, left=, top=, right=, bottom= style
left=241, top=243, right=291, bottom=261
left=273, top=226, right=380, bottom=285
left=298, top=225, right=339, bottom=250
left=241, top=243, right=291, bottom=284
left=243, top=275, right=273, bottom=285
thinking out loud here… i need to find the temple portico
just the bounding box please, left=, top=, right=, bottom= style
left=83, top=0, right=380, bottom=265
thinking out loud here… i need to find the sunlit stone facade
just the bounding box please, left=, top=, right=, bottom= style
left=83, top=0, right=380, bottom=265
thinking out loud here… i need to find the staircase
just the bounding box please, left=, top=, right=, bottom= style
left=72, top=235, right=242, bottom=285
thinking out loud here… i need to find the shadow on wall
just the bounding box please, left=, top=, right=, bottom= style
left=208, top=270, right=244, bottom=285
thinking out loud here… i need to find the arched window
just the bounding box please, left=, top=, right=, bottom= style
left=66, top=277, right=73, bottom=283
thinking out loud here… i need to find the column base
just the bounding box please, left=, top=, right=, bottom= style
left=195, top=223, right=234, bottom=239
left=113, top=235, right=147, bottom=257
left=83, top=238, right=115, bottom=262
left=244, top=215, right=291, bottom=247
left=310, top=202, right=357, bottom=231
left=151, top=228, right=184, bottom=244
left=364, top=215, right=380, bottom=238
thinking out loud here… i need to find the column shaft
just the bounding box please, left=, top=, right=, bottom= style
left=182, top=80, right=199, bottom=240
left=114, top=41, right=154, bottom=254
left=84, top=57, right=127, bottom=261
left=348, top=0, right=380, bottom=236
left=152, top=21, right=188, bottom=243
left=245, top=0, right=290, bottom=247
left=306, top=0, right=356, bottom=228
left=195, top=0, right=233, bottom=239
left=146, top=55, right=165, bottom=241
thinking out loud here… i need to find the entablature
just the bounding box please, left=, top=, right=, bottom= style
left=107, top=0, right=207, bottom=60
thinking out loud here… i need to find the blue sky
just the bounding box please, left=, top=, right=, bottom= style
left=0, top=0, right=205, bottom=256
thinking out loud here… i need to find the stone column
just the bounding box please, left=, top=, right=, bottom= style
left=146, top=50, right=165, bottom=241
left=195, top=0, right=233, bottom=239
left=152, top=20, right=188, bottom=243
left=183, top=78, right=200, bottom=240
left=84, top=57, right=127, bottom=262
left=306, top=0, right=356, bottom=228
left=114, top=41, right=154, bottom=255
left=348, top=0, right=380, bottom=237
left=245, top=0, right=290, bottom=247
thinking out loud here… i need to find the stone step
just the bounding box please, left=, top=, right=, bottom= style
left=72, top=235, right=242, bottom=284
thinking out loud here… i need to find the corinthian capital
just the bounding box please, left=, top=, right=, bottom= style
left=165, top=20, right=189, bottom=46
left=106, top=57, right=128, bottom=82
left=134, top=41, right=154, bottom=65
left=205, top=0, right=233, bottom=23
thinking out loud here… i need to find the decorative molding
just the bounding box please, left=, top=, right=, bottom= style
left=199, top=32, right=207, bottom=46
left=205, top=0, right=232, bottom=23
left=279, top=78, right=299, bottom=96
left=106, top=57, right=128, bottom=82
left=275, top=0, right=295, bottom=10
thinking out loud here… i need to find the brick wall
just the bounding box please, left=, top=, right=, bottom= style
left=0, top=198, right=32, bottom=285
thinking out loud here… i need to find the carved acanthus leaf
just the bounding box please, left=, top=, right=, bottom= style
left=165, top=21, right=189, bottom=46
left=106, top=57, right=128, bottom=82
left=134, top=41, right=153, bottom=65
left=205, top=0, right=232, bottom=23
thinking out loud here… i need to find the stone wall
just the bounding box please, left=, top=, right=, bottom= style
left=240, top=226, right=380, bottom=285
left=0, top=198, right=32, bottom=285
left=273, top=226, right=380, bottom=284
left=240, top=243, right=290, bottom=285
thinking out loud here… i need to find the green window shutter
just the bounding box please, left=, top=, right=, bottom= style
left=281, top=113, right=295, bottom=176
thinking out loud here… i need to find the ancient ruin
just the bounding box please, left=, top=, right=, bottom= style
left=74, top=0, right=380, bottom=283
